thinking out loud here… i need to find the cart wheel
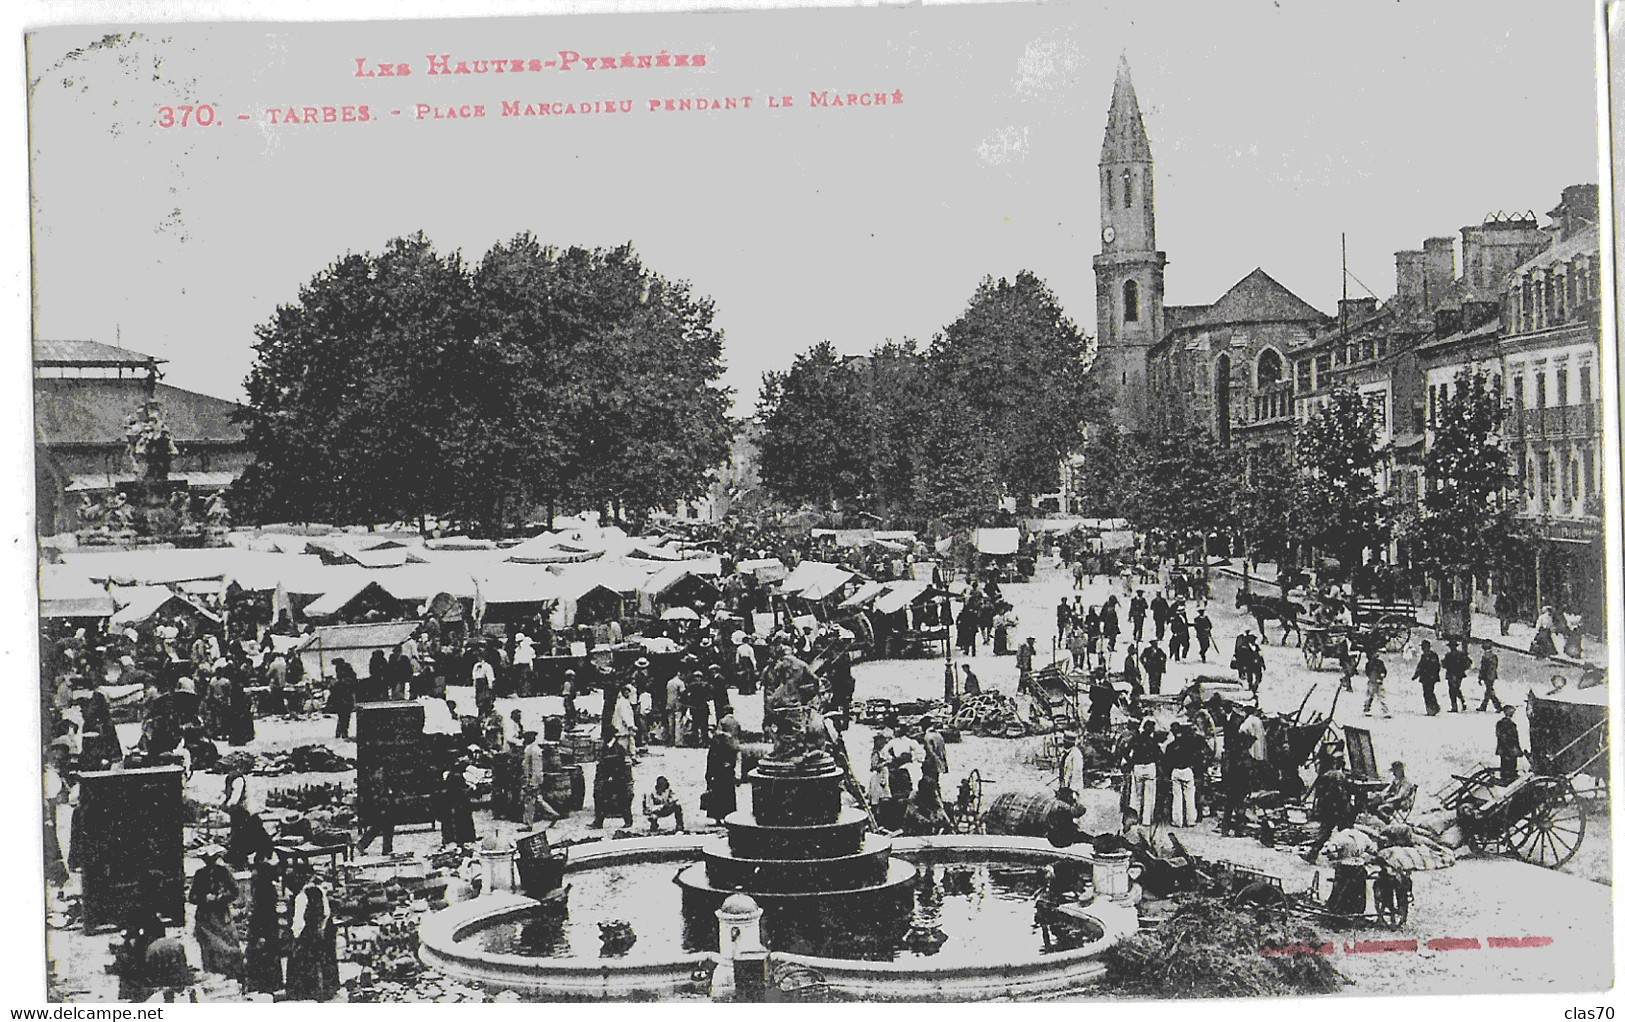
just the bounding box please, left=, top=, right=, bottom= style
left=1383, top=622, right=1410, bottom=653
left=1507, top=778, right=1587, bottom=869
left=1303, top=639, right=1324, bottom=671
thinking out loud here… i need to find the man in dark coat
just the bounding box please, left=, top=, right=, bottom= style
left=1301, top=760, right=1356, bottom=862
left=1477, top=643, right=1503, bottom=711
left=1192, top=609, right=1214, bottom=662
left=1495, top=705, right=1526, bottom=783
left=1128, top=591, right=1148, bottom=643
left=1441, top=640, right=1471, bottom=713
left=1139, top=640, right=1168, bottom=696
left=1150, top=593, right=1171, bottom=641
left=1412, top=640, right=1442, bottom=716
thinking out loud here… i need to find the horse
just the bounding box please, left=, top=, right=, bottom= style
left=1235, top=589, right=1304, bottom=645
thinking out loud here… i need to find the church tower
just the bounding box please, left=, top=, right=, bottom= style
left=1093, top=57, right=1166, bottom=433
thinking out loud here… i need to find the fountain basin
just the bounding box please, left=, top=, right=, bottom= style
left=419, top=835, right=1137, bottom=1001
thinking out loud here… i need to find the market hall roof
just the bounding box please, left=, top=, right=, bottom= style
left=35, top=377, right=246, bottom=445
left=34, top=338, right=167, bottom=369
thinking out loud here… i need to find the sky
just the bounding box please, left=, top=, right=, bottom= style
left=26, top=1, right=1604, bottom=418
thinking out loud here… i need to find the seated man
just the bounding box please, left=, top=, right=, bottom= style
left=641, top=775, right=685, bottom=834
left=1045, top=787, right=1089, bottom=848
left=1373, top=760, right=1417, bottom=822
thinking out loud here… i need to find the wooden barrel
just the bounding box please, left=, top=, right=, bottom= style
left=983, top=790, right=1063, bottom=837
left=544, top=764, right=586, bottom=813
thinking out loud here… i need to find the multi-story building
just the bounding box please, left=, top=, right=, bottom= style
left=1491, top=185, right=1604, bottom=623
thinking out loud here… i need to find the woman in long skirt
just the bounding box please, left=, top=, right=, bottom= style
left=244, top=860, right=283, bottom=995
left=285, top=884, right=339, bottom=1001
left=704, top=730, right=738, bottom=824
left=189, top=850, right=244, bottom=986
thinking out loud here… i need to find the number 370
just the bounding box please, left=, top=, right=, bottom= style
left=157, top=104, right=217, bottom=127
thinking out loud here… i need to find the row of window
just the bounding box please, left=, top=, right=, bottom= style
left=1510, top=259, right=1593, bottom=335
left=1519, top=444, right=1596, bottom=513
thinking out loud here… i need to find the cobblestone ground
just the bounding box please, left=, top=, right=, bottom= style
left=43, top=557, right=1614, bottom=999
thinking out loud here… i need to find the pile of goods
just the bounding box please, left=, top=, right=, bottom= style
left=265, top=782, right=350, bottom=812
left=261, top=744, right=355, bottom=774
left=949, top=692, right=1029, bottom=737
left=1102, top=896, right=1345, bottom=998
left=347, top=917, right=422, bottom=982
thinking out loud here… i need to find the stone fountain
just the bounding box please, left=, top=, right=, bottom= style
left=675, top=743, right=918, bottom=956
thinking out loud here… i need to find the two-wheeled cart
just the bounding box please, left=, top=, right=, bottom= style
left=1435, top=688, right=1608, bottom=869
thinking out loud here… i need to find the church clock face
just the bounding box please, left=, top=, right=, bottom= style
left=1101, top=226, right=1116, bottom=244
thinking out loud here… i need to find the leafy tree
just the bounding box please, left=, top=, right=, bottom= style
left=1293, top=388, right=1392, bottom=577
left=1120, top=426, right=1237, bottom=550
left=234, top=234, right=732, bottom=533
left=755, top=341, right=873, bottom=509
left=853, top=340, right=932, bottom=521
left=926, top=272, right=1096, bottom=508
left=233, top=233, right=478, bottom=526
left=1074, top=421, right=1132, bottom=517
left=1411, top=369, right=1522, bottom=595
left=1235, top=441, right=1300, bottom=568
left=474, top=238, right=733, bottom=529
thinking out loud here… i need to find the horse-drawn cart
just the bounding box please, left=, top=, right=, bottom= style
left=1435, top=688, right=1607, bottom=869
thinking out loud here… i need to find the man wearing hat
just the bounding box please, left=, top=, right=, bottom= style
left=561, top=668, right=578, bottom=728
left=1495, top=705, right=1527, bottom=783
left=1441, top=639, right=1471, bottom=713
left=734, top=632, right=758, bottom=694
left=664, top=666, right=687, bottom=746
left=1477, top=642, right=1503, bottom=711
left=1163, top=722, right=1209, bottom=827
left=631, top=655, right=656, bottom=734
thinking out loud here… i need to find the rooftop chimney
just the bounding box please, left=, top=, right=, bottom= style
left=1548, top=184, right=1599, bottom=242
left=1395, top=250, right=1425, bottom=303
left=1422, top=237, right=1455, bottom=310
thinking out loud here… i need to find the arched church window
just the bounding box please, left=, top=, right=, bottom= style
left=1256, top=348, right=1283, bottom=387
left=1122, top=168, right=1132, bottom=208
left=1123, top=279, right=1139, bottom=322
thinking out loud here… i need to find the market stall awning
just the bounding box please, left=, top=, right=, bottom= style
left=873, top=580, right=934, bottom=616
left=736, top=557, right=787, bottom=582
left=838, top=580, right=889, bottom=610
left=39, top=566, right=116, bottom=618
left=778, top=561, right=855, bottom=597
left=974, top=528, right=1020, bottom=555
left=473, top=565, right=564, bottom=606
left=109, top=585, right=221, bottom=627
left=302, top=579, right=395, bottom=619
left=294, top=621, right=419, bottom=679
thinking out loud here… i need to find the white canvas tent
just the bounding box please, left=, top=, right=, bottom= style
left=974, top=528, right=1020, bottom=556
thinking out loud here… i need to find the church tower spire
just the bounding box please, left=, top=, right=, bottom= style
left=1093, top=56, right=1166, bottom=433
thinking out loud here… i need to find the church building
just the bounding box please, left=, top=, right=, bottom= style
left=1093, top=59, right=1331, bottom=443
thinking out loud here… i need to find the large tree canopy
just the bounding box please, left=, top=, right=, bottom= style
left=755, top=340, right=875, bottom=510
left=1293, top=388, right=1393, bottom=575
left=927, top=271, right=1096, bottom=505
left=233, top=234, right=733, bottom=533
left=1410, top=369, right=1522, bottom=589
left=755, top=271, right=1095, bottom=527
